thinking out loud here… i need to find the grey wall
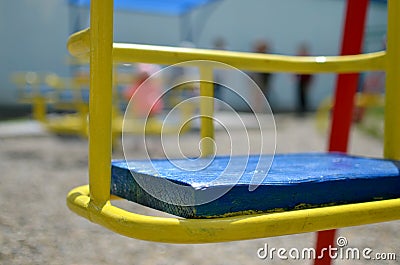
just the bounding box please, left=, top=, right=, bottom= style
left=0, top=0, right=387, bottom=111
left=114, top=11, right=180, bottom=45
left=193, top=0, right=387, bottom=111
left=0, top=0, right=71, bottom=105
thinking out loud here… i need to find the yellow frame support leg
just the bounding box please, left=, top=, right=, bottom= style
left=199, top=64, right=215, bottom=157
left=88, top=0, right=114, bottom=206
left=385, top=0, right=400, bottom=160
left=32, top=96, right=47, bottom=123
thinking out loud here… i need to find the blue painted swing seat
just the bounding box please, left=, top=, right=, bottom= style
left=111, top=153, right=400, bottom=218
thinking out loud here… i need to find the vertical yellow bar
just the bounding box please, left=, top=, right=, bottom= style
left=33, top=97, right=46, bottom=123
left=89, top=0, right=114, bottom=204
left=199, top=65, right=215, bottom=157
left=384, top=0, right=400, bottom=160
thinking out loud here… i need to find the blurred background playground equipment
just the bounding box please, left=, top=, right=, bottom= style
left=11, top=71, right=89, bottom=137
left=10, top=64, right=196, bottom=142
left=316, top=67, right=386, bottom=139
left=2, top=0, right=388, bottom=116
left=316, top=92, right=385, bottom=138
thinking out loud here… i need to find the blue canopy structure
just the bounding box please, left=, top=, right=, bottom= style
left=67, top=0, right=221, bottom=42
left=68, top=0, right=218, bottom=16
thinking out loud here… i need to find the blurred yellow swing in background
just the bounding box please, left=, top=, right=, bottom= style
left=11, top=64, right=195, bottom=141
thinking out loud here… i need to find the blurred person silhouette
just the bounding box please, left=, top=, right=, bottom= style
left=168, top=41, right=200, bottom=100
left=123, top=63, right=163, bottom=118
left=250, top=39, right=273, bottom=111
left=212, top=37, right=227, bottom=108
left=295, top=43, right=313, bottom=115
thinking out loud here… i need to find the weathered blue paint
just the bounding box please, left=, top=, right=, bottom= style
left=111, top=153, right=400, bottom=218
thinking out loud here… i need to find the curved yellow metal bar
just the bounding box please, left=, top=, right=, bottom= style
left=113, top=44, right=385, bottom=74
left=67, top=185, right=400, bottom=243
left=67, top=29, right=386, bottom=74
left=67, top=28, right=90, bottom=58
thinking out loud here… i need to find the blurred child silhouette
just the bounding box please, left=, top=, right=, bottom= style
left=250, top=39, right=272, bottom=111
left=124, top=63, right=164, bottom=118
left=295, top=43, right=313, bottom=115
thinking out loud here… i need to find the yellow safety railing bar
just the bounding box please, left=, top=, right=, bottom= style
left=66, top=0, right=400, bottom=243
left=385, top=0, right=400, bottom=160
left=113, top=45, right=385, bottom=73
left=68, top=29, right=386, bottom=74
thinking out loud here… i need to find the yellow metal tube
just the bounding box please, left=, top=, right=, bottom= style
left=384, top=0, right=400, bottom=160
left=199, top=65, right=215, bottom=157
left=32, top=97, right=47, bottom=123
left=88, top=0, right=114, bottom=205
left=67, top=28, right=90, bottom=57
left=113, top=44, right=385, bottom=74
left=67, top=185, right=400, bottom=244
left=67, top=35, right=385, bottom=74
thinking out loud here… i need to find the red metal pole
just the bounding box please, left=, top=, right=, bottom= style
left=314, top=0, right=369, bottom=264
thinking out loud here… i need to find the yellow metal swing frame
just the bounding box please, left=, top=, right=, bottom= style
left=67, top=0, right=400, bottom=243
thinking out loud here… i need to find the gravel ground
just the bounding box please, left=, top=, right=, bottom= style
left=0, top=113, right=398, bottom=265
